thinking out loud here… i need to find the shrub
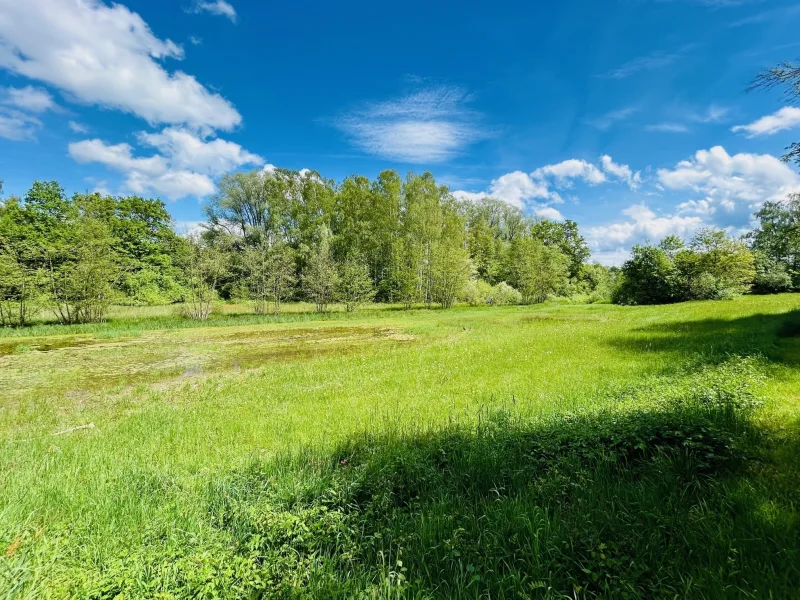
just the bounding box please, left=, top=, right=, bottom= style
left=752, top=254, right=793, bottom=294
left=119, top=268, right=186, bottom=306
left=489, top=281, right=522, bottom=305
left=303, top=230, right=339, bottom=313
left=613, top=245, right=675, bottom=305
left=337, top=254, right=375, bottom=312
left=462, top=279, right=492, bottom=306
left=180, top=237, right=227, bottom=320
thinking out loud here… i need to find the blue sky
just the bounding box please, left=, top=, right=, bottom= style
left=1, top=0, right=800, bottom=263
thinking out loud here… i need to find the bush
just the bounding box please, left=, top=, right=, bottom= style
left=752, top=254, right=793, bottom=294
left=119, top=268, right=186, bottom=306
left=462, top=279, right=492, bottom=306
left=613, top=245, right=676, bottom=305
left=337, top=255, right=376, bottom=312
left=489, top=281, right=522, bottom=305
left=685, top=272, right=728, bottom=300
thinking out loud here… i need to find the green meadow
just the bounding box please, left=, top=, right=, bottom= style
left=1, top=295, right=799, bottom=598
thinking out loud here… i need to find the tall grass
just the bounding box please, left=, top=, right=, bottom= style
left=1, top=295, right=799, bottom=598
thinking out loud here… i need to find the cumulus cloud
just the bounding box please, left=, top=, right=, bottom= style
left=535, top=206, right=565, bottom=220
left=137, top=127, right=262, bottom=175
left=488, top=171, right=550, bottom=208
left=452, top=155, right=638, bottom=213
left=334, top=86, right=488, bottom=162
left=732, top=107, right=800, bottom=137
left=588, top=204, right=704, bottom=249
left=600, top=155, right=642, bottom=188
left=189, top=1, right=237, bottom=22
left=587, top=145, right=800, bottom=262
left=0, top=0, right=241, bottom=132
left=534, top=159, right=606, bottom=185
left=657, top=145, right=800, bottom=215
left=69, top=128, right=263, bottom=200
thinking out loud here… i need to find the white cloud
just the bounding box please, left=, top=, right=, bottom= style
left=3, top=86, right=57, bottom=112
left=487, top=171, right=550, bottom=208
left=0, top=0, right=241, bottom=132
left=535, top=206, right=564, bottom=221
left=189, top=36, right=203, bottom=46
left=591, top=248, right=633, bottom=267
left=190, top=1, right=237, bottom=22
left=335, top=86, right=487, bottom=162
left=452, top=155, right=637, bottom=211
left=644, top=105, right=727, bottom=135
left=588, top=204, right=704, bottom=249
left=732, top=107, right=800, bottom=137
left=172, top=220, right=207, bottom=237
left=657, top=145, right=800, bottom=214
left=691, top=104, right=729, bottom=123
left=0, top=85, right=56, bottom=140
left=586, top=145, right=800, bottom=261
left=68, top=128, right=263, bottom=200
left=70, top=139, right=169, bottom=176
left=0, top=110, right=41, bottom=141
left=600, top=155, right=641, bottom=188
left=451, top=190, right=487, bottom=203
left=534, top=159, right=607, bottom=185
left=585, top=107, right=638, bottom=130
left=68, top=120, right=89, bottom=134
left=599, top=45, right=694, bottom=79
left=85, top=177, right=111, bottom=196
left=646, top=122, right=690, bottom=133
left=137, top=127, right=263, bottom=176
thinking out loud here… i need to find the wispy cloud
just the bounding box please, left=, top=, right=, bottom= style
left=0, top=111, right=42, bottom=141
left=0, top=86, right=58, bottom=141
left=689, top=104, right=729, bottom=123
left=645, top=105, right=727, bottom=134
left=729, top=4, right=800, bottom=27
left=188, top=0, right=237, bottom=23
left=658, top=0, right=764, bottom=7
left=334, top=86, right=489, bottom=163
left=598, top=45, right=696, bottom=79
left=646, top=122, right=691, bottom=133
left=2, top=86, right=57, bottom=113
left=68, top=120, right=89, bottom=134
left=585, top=107, right=638, bottom=130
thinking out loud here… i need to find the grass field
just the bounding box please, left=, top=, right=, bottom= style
left=1, top=296, right=799, bottom=598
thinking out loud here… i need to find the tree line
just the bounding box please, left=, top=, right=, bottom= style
left=0, top=170, right=604, bottom=325
left=0, top=170, right=797, bottom=325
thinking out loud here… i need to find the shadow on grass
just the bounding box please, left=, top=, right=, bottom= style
left=607, top=309, right=800, bottom=367
left=58, top=395, right=799, bottom=599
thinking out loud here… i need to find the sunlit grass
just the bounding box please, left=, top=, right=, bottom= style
left=1, top=294, right=799, bottom=598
